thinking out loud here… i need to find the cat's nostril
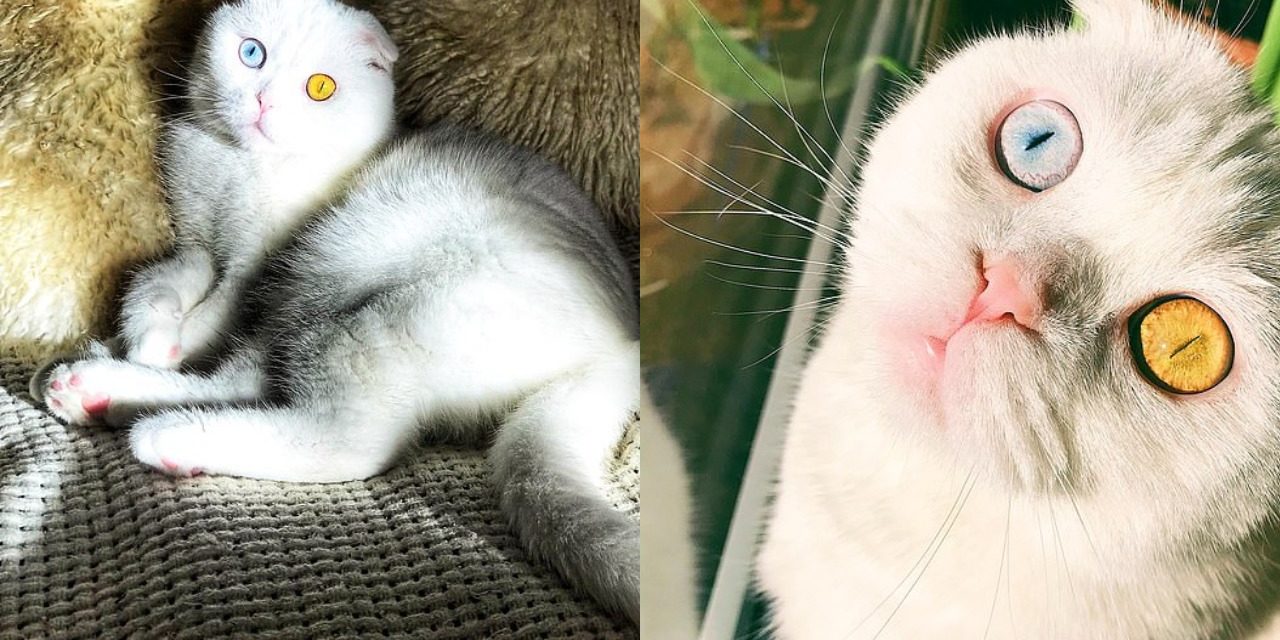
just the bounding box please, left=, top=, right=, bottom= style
left=964, top=256, right=1042, bottom=330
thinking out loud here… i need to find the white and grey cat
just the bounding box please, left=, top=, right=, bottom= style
left=123, top=0, right=398, bottom=370
left=759, top=1, right=1280, bottom=638
left=34, top=0, right=639, bottom=623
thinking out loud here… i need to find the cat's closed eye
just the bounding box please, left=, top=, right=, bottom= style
left=992, top=98, right=1082, bottom=191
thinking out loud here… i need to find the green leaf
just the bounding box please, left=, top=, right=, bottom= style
left=680, top=5, right=861, bottom=106
left=1255, top=0, right=1280, bottom=125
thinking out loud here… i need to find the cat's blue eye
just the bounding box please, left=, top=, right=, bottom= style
left=993, top=100, right=1082, bottom=192
left=239, top=38, right=266, bottom=69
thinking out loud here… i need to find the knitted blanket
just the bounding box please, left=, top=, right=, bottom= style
left=0, top=355, right=639, bottom=638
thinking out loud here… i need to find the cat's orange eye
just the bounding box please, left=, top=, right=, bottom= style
left=307, top=73, right=336, bottom=101
left=1128, top=296, right=1233, bottom=394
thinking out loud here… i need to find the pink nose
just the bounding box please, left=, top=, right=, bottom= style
left=255, top=92, right=271, bottom=117
left=964, top=256, right=1041, bottom=329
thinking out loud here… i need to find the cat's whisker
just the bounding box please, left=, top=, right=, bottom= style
left=773, top=52, right=854, bottom=191
left=1055, top=471, right=1100, bottom=562
left=983, top=495, right=1013, bottom=640
left=1004, top=502, right=1018, bottom=637
left=819, top=8, right=866, bottom=170
left=868, top=470, right=979, bottom=640
left=1034, top=505, right=1055, bottom=637
left=704, top=272, right=829, bottom=294
left=151, top=66, right=194, bottom=85
left=725, top=143, right=857, bottom=205
left=684, top=1, right=858, bottom=191
left=146, top=95, right=192, bottom=106
left=706, top=259, right=819, bottom=276
left=738, top=313, right=827, bottom=369
left=649, top=57, right=814, bottom=177
left=841, top=470, right=977, bottom=638
left=645, top=206, right=840, bottom=268
left=1046, top=497, right=1077, bottom=604
left=712, top=294, right=841, bottom=318
left=660, top=192, right=841, bottom=242
left=646, top=147, right=802, bottom=224
left=1228, top=0, right=1261, bottom=41
left=676, top=151, right=848, bottom=245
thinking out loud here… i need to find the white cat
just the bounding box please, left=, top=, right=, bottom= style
left=34, top=0, right=639, bottom=623
left=759, top=1, right=1280, bottom=637
left=122, top=0, right=396, bottom=369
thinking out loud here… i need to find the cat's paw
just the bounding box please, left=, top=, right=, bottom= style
left=43, top=361, right=118, bottom=426
left=128, top=336, right=184, bottom=370
left=124, top=292, right=185, bottom=369
left=130, top=412, right=208, bottom=478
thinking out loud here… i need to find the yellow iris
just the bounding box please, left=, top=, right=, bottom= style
left=1128, top=296, right=1233, bottom=394
left=307, top=73, right=336, bottom=101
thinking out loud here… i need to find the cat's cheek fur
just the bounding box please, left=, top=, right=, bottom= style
left=760, top=0, right=1280, bottom=635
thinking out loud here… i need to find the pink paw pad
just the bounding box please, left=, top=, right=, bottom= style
left=81, top=394, right=110, bottom=417
left=50, top=380, right=63, bottom=391
left=168, top=345, right=181, bottom=359
left=68, top=373, right=81, bottom=387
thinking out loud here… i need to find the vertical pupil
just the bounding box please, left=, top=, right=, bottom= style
left=1025, top=130, right=1054, bottom=151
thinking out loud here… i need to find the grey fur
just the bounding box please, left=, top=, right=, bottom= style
left=34, top=0, right=638, bottom=625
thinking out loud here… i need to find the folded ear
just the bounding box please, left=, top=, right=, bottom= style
left=1070, top=0, right=1152, bottom=30
left=1075, top=0, right=1254, bottom=67
left=355, top=10, right=399, bottom=73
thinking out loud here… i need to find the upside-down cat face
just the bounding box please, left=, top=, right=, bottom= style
left=188, top=0, right=398, bottom=156
left=840, top=0, right=1280, bottom=519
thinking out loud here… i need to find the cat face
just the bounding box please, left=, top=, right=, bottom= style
left=190, top=0, right=398, bottom=156
left=841, top=0, right=1280, bottom=512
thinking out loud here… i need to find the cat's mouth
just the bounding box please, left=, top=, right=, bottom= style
left=245, top=118, right=275, bottom=144
left=921, top=255, right=1042, bottom=376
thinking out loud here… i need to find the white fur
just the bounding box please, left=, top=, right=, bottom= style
left=38, top=125, right=640, bottom=621
left=759, top=1, right=1280, bottom=637
left=640, top=388, right=700, bottom=638
left=121, top=0, right=396, bottom=367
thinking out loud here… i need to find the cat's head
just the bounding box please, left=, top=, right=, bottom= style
left=844, top=0, right=1280, bottom=528
left=188, top=0, right=398, bottom=156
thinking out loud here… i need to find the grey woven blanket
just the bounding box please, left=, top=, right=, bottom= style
left=0, top=355, right=638, bottom=638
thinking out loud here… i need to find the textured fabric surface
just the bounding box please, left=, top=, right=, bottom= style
left=0, top=355, right=639, bottom=638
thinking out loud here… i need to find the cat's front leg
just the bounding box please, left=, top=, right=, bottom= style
left=41, top=350, right=265, bottom=427
left=120, top=248, right=216, bottom=369
left=43, top=358, right=168, bottom=427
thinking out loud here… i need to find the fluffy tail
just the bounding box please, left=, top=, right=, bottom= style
left=490, top=339, right=640, bottom=624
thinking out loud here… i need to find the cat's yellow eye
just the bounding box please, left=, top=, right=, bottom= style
left=1128, top=296, right=1233, bottom=394
left=306, top=73, right=336, bottom=101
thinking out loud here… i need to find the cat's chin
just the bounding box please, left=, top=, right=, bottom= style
left=874, top=320, right=1068, bottom=486
left=239, top=125, right=276, bottom=151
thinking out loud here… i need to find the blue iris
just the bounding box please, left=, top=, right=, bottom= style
left=239, top=38, right=266, bottom=69
left=995, top=100, right=1082, bottom=192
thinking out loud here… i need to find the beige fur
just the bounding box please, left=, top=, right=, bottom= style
left=0, top=2, right=173, bottom=359
left=0, top=0, right=637, bottom=358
